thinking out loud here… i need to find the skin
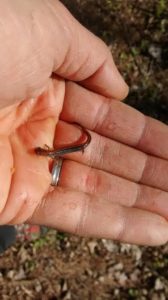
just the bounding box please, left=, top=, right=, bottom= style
left=0, top=0, right=168, bottom=246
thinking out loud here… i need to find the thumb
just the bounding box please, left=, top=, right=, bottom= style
left=0, top=0, right=128, bottom=109
left=52, top=1, right=129, bottom=100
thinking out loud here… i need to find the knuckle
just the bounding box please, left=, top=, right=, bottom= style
left=112, top=208, right=126, bottom=241
left=74, top=194, right=90, bottom=236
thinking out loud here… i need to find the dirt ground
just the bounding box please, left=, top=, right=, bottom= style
left=0, top=1, right=168, bottom=299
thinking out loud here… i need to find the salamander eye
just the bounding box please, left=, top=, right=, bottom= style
left=34, top=147, right=43, bottom=155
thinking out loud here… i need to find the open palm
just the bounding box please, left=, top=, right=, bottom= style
left=0, top=0, right=168, bottom=246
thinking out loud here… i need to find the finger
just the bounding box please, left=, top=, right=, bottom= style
left=55, top=121, right=168, bottom=192
left=29, top=187, right=168, bottom=246
left=61, top=82, right=168, bottom=160
left=58, top=160, right=168, bottom=219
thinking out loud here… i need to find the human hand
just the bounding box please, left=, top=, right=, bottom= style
left=0, top=0, right=168, bottom=247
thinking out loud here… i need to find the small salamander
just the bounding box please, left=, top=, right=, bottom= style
left=35, top=124, right=91, bottom=159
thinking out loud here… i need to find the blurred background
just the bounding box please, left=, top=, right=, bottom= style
left=0, top=0, right=168, bottom=299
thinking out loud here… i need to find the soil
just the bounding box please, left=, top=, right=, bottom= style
left=0, top=1, right=168, bottom=299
